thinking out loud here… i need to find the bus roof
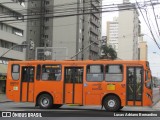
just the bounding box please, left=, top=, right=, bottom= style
left=8, top=59, right=148, bottom=65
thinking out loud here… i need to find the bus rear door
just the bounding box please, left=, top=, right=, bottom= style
left=20, top=66, right=35, bottom=102
left=126, top=66, right=143, bottom=106
left=64, top=67, right=83, bottom=105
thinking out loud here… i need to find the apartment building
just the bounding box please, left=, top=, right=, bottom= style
left=106, top=17, right=118, bottom=52
left=118, top=1, right=140, bottom=60
left=138, top=36, right=148, bottom=60
left=0, top=0, right=27, bottom=93
left=26, top=0, right=101, bottom=60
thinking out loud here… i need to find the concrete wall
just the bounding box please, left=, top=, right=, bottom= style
left=118, top=9, right=139, bottom=60
left=139, top=41, right=148, bottom=60
left=0, top=1, right=26, bottom=60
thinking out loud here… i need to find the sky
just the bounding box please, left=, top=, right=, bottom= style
left=101, top=0, right=160, bottom=78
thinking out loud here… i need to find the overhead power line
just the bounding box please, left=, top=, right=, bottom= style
left=0, top=0, right=159, bottom=18
left=150, top=0, right=160, bottom=36
left=135, top=0, right=160, bottom=50
left=1, top=0, right=160, bottom=51
left=1, top=1, right=160, bottom=23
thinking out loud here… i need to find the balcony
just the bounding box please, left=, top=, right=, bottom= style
left=90, top=17, right=99, bottom=27
left=0, top=0, right=26, bottom=13
left=90, top=10, right=100, bottom=19
left=90, top=36, right=98, bottom=43
left=90, top=44, right=99, bottom=53
left=91, top=1, right=100, bottom=9
left=90, top=27, right=99, bottom=35
left=93, top=13, right=100, bottom=18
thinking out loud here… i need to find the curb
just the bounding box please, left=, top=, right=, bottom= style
left=152, top=98, right=160, bottom=107
left=0, top=101, right=12, bottom=103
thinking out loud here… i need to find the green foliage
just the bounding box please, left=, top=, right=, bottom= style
left=100, top=45, right=117, bottom=60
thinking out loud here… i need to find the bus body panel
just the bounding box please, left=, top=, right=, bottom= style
left=74, top=84, right=83, bottom=104
left=64, top=84, right=73, bottom=104
left=6, top=63, right=21, bottom=102
left=34, top=81, right=63, bottom=104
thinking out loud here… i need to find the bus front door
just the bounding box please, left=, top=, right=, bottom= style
left=126, top=67, right=143, bottom=106
left=64, top=67, right=83, bottom=104
left=20, top=66, right=35, bottom=102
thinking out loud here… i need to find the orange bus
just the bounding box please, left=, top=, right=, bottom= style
left=6, top=60, right=153, bottom=111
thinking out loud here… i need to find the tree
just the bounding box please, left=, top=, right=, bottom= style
left=100, top=45, right=117, bottom=60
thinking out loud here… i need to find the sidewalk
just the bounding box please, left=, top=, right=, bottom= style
left=152, top=99, right=160, bottom=110
left=0, top=94, right=12, bottom=103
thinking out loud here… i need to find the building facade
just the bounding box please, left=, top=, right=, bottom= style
left=27, top=0, right=101, bottom=60
left=118, top=1, right=140, bottom=60
left=106, top=17, right=118, bottom=52
left=0, top=0, right=26, bottom=93
left=138, top=36, right=148, bottom=60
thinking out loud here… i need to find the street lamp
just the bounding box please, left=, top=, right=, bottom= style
left=0, top=41, right=28, bottom=58
left=153, top=52, right=160, bottom=56
left=139, top=33, right=155, bottom=41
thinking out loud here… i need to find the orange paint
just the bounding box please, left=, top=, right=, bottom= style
left=6, top=60, right=153, bottom=109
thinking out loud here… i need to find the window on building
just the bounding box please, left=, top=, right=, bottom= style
left=0, top=39, right=23, bottom=52
left=45, top=1, right=50, bottom=5
left=12, top=28, right=23, bottom=36
left=44, top=26, right=49, bottom=30
left=45, top=35, right=48, bottom=38
left=45, top=17, right=49, bottom=22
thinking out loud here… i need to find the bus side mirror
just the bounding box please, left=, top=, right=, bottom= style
left=146, top=81, right=151, bottom=89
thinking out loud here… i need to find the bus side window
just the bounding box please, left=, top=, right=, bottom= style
left=29, top=67, right=34, bottom=82
left=105, top=65, right=123, bottom=82
left=86, top=65, right=104, bottom=82
left=11, top=64, right=20, bottom=80
left=41, top=64, right=61, bottom=81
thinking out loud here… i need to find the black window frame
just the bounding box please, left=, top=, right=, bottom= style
left=105, top=64, right=124, bottom=82
left=36, top=64, right=41, bottom=80
left=86, top=64, right=104, bottom=82
left=11, top=64, right=20, bottom=80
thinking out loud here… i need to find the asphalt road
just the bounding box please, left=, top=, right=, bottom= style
left=0, top=102, right=158, bottom=111
left=0, top=87, right=159, bottom=118
left=0, top=102, right=160, bottom=119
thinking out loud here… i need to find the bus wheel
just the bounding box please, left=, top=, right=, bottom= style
left=38, top=94, right=53, bottom=109
left=103, top=95, right=120, bottom=112
left=52, top=104, right=63, bottom=109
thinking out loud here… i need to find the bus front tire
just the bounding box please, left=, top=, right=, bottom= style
left=103, top=95, right=120, bottom=112
left=38, top=94, right=53, bottom=109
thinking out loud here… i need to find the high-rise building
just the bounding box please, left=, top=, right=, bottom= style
left=106, top=17, right=118, bottom=52
left=138, top=36, right=148, bottom=60
left=118, top=1, right=140, bottom=60
left=0, top=0, right=26, bottom=93
left=27, top=0, right=101, bottom=60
